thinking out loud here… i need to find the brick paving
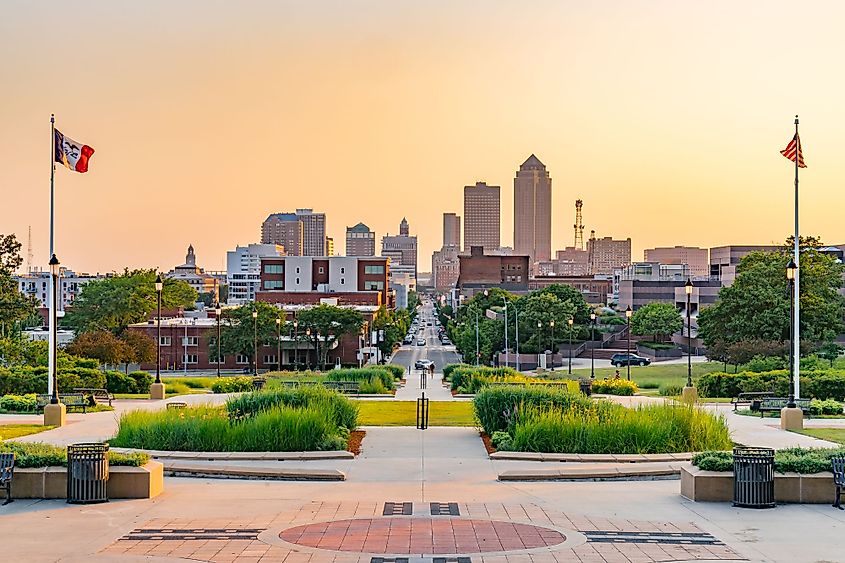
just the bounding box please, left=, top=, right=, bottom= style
left=98, top=501, right=746, bottom=562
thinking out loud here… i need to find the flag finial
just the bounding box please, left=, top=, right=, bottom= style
left=795, top=115, right=799, bottom=125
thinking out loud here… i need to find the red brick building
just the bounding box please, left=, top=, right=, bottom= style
left=457, top=246, right=530, bottom=297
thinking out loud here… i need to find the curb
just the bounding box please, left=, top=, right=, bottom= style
left=162, top=462, right=346, bottom=481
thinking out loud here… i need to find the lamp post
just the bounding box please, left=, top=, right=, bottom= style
left=252, top=307, right=258, bottom=375
left=276, top=316, right=282, bottom=372
left=305, top=328, right=311, bottom=370
left=214, top=302, right=221, bottom=377
left=537, top=320, right=543, bottom=368
left=682, top=279, right=698, bottom=402
left=549, top=319, right=556, bottom=371
left=567, top=318, right=573, bottom=374
left=475, top=310, right=480, bottom=366
left=149, top=275, right=166, bottom=400
left=293, top=319, right=299, bottom=370
left=625, top=306, right=632, bottom=381
left=590, top=312, right=596, bottom=379
left=43, top=254, right=65, bottom=426
left=781, top=260, right=803, bottom=430
left=514, top=307, right=520, bottom=372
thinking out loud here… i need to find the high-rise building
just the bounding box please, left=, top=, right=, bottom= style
left=513, top=154, right=552, bottom=264
left=261, top=213, right=303, bottom=255
left=443, top=213, right=461, bottom=248
left=463, top=182, right=500, bottom=252
left=644, top=246, right=709, bottom=277
left=431, top=246, right=460, bottom=291
left=226, top=243, right=286, bottom=304
left=587, top=233, right=631, bottom=275
left=345, top=222, right=376, bottom=256
left=325, top=237, right=334, bottom=257
left=295, top=208, right=326, bottom=256
left=260, top=209, right=326, bottom=256
left=381, top=218, right=418, bottom=282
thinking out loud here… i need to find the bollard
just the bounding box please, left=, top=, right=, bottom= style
left=416, top=392, right=429, bottom=430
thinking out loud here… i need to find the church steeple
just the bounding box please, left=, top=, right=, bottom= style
left=185, top=244, right=196, bottom=267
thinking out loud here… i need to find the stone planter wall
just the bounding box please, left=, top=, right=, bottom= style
left=637, top=344, right=682, bottom=359
left=680, top=465, right=835, bottom=503
left=10, top=461, right=163, bottom=500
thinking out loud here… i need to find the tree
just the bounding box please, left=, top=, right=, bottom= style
left=297, top=305, right=363, bottom=369
left=698, top=246, right=844, bottom=349
left=531, top=284, right=592, bottom=324
left=518, top=292, right=576, bottom=353
left=0, top=233, right=38, bottom=336
left=817, top=341, right=842, bottom=367
left=371, top=306, right=410, bottom=359
left=219, top=301, right=285, bottom=372
left=406, top=290, right=421, bottom=312
left=66, top=330, right=129, bottom=367
left=66, top=270, right=197, bottom=335
left=121, top=331, right=156, bottom=373
left=630, top=302, right=683, bottom=342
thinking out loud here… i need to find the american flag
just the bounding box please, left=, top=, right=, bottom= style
left=780, top=133, right=806, bottom=168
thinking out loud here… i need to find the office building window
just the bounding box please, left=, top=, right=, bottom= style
left=364, top=281, right=384, bottom=290
left=264, top=280, right=283, bottom=290
left=183, top=336, right=198, bottom=346
left=159, top=336, right=171, bottom=346
left=263, top=355, right=277, bottom=364
left=340, top=267, right=345, bottom=274
left=236, top=354, right=250, bottom=364
left=264, top=264, right=283, bottom=274
left=318, top=267, right=324, bottom=274
left=364, top=265, right=385, bottom=274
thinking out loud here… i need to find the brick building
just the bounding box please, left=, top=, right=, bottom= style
left=457, top=246, right=529, bottom=297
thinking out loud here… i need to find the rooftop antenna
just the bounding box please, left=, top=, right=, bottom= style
left=574, top=200, right=585, bottom=250
left=26, top=225, right=33, bottom=273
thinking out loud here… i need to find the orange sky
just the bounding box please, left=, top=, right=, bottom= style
left=2, top=1, right=845, bottom=274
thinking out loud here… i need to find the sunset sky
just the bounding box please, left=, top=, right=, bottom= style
left=2, top=1, right=845, bottom=274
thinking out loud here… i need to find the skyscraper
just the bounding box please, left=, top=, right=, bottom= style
left=463, top=182, right=500, bottom=252
left=346, top=223, right=376, bottom=256
left=296, top=208, right=326, bottom=256
left=443, top=213, right=461, bottom=249
left=513, top=154, right=552, bottom=264
left=261, top=213, right=303, bottom=255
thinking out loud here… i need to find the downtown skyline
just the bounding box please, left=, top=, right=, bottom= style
left=3, top=1, right=845, bottom=273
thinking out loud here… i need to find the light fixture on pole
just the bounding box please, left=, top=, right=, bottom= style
left=567, top=318, right=574, bottom=374
left=781, top=259, right=804, bottom=430
left=475, top=310, right=480, bottom=366
left=293, top=318, right=299, bottom=370
left=625, top=306, right=632, bottom=381
left=149, top=275, right=166, bottom=400
left=214, top=302, right=222, bottom=378
left=549, top=319, right=556, bottom=371
left=276, top=316, right=282, bottom=372
left=305, top=328, right=312, bottom=370
left=43, top=254, right=65, bottom=426
left=681, top=279, right=698, bottom=402
left=252, top=307, right=258, bottom=375
left=589, top=312, right=596, bottom=379
left=537, top=320, right=543, bottom=368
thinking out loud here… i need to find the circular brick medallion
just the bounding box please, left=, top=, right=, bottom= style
left=280, top=518, right=566, bottom=554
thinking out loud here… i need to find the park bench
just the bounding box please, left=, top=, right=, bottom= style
left=0, top=453, right=13, bottom=506
left=166, top=401, right=188, bottom=409
left=731, top=391, right=776, bottom=411
left=752, top=397, right=812, bottom=418
left=323, top=381, right=360, bottom=394
left=277, top=380, right=301, bottom=388
left=833, top=456, right=845, bottom=510
left=252, top=377, right=266, bottom=391
left=73, top=388, right=115, bottom=407
left=35, top=394, right=89, bottom=413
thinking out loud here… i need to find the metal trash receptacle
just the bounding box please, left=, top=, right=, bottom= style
left=579, top=379, right=592, bottom=397
left=67, top=443, right=109, bottom=504
left=733, top=446, right=775, bottom=508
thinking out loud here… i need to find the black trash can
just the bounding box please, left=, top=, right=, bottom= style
left=732, top=446, right=775, bottom=508
left=66, top=443, right=109, bottom=504
left=579, top=379, right=592, bottom=397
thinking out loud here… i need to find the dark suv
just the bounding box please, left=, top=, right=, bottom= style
left=610, top=353, right=651, bottom=367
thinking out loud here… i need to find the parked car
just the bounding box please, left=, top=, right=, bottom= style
left=441, top=338, right=452, bottom=345
left=610, top=353, right=651, bottom=367
left=416, top=338, right=426, bottom=346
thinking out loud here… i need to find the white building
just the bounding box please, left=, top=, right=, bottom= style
left=14, top=268, right=107, bottom=311
left=226, top=243, right=286, bottom=304
left=390, top=270, right=416, bottom=309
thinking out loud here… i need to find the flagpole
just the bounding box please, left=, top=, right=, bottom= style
left=793, top=115, right=800, bottom=399
left=48, top=114, right=55, bottom=396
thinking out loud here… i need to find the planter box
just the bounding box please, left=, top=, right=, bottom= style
left=680, top=465, right=835, bottom=503
left=10, top=461, right=164, bottom=500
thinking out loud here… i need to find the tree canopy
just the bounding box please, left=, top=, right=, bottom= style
left=297, top=304, right=363, bottom=369
left=218, top=301, right=285, bottom=369
left=0, top=233, right=38, bottom=335
left=631, top=302, right=683, bottom=342
left=66, top=269, right=197, bottom=335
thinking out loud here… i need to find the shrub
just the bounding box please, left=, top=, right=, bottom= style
left=324, top=368, right=394, bottom=390
left=744, top=355, right=786, bottom=372
left=490, top=431, right=513, bottom=451
left=0, top=393, right=37, bottom=412
left=473, top=385, right=592, bottom=435
left=659, top=384, right=684, bottom=397
left=810, top=398, right=843, bottom=415
left=697, top=369, right=845, bottom=400
left=443, top=364, right=470, bottom=381
left=166, top=382, right=192, bottom=395
left=0, top=442, right=149, bottom=468
left=0, top=365, right=106, bottom=395
left=225, top=386, right=358, bottom=430
left=129, top=371, right=154, bottom=392
left=693, top=447, right=845, bottom=474
left=449, top=366, right=520, bottom=392
left=211, top=377, right=254, bottom=393
left=806, top=374, right=845, bottom=402
left=382, top=365, right=406, bottom=379
left=107, top=370, right=153, bottom=394
left=590, top=378, right=639, bottom=396
left=510, top=403, right=732, bottom=454
left=638, top=380, right=660, bottom=389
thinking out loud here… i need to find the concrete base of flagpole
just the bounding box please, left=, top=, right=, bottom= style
left=681, top=386, right=698, bottom=403
left=43, top=402, right=66, bottom=427
left=780, top=407, right=804, bottom=430
left=149, top=382, right=166, bottom=400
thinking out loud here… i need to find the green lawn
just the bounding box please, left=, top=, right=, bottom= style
left=357, top=401, right=476, bottom=426
left=0, top=424, right=53, bottom=440
left=793, top=428, right=845, bottom=444
left=544, top=361, right=724, bottom=388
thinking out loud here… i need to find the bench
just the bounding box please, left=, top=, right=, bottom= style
left=833, top=456, right=845, bottom=510
left=0, top=453, right=13, bottom=506
left=35, top=394, right=89, bottom=413
left=323, top=381, right=360, bottom=394
left=166, top=401, right=188, bottom=410
left=752, top=397, right=812, bottom=417
left=732, top=391, right=776, bottom=411
left=252, top=377, right=266, bottom=391
left=73, top=388, right=115, bottom=407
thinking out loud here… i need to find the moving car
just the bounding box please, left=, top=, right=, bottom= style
left=403, top=335, right=415, bottom=344
left=415, top=359, right=433, bottom=370
left=610, top=353, right=651, bottom=367
left=416, top=338, right=426, bottom=346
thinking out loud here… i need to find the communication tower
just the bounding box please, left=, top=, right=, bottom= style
left=573, top=200, right=585, bottom=250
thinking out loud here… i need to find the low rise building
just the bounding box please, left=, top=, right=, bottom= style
left=457, top=246, right=529, bottom=297
left=644, top=246, right=709, bottom=277
left=165, top=245, right=222, bottom=299
left=14, top=268, right=107, bottom=310
left=226, top=243, right=286, bottom=304
left=528, top=275, right=612, bottom=304
left=616, top=262, right=719, bottom=311
left=709, top=245, right=778, bottom=286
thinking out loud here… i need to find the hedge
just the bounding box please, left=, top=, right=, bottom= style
left=0, top=366, right=106, bottom=395
left=0, top=442, right=149, bottom=468
left=696, top=369, right=845, bottom=400
left=211, top=377, right=254, bottom=393
left=0, top=393, right=37, bottom=412
left=106, top=371, right=154, bottom=394
left=693, top=447, right=845, bottom=474
left=590, top=378, right=639, bottom=396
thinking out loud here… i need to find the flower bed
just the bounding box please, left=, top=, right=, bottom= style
left=446, top=365, right=578, bottom=394
left=590, top=378, right=639, bottom=396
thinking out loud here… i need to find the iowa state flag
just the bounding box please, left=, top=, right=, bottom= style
left=54, top=129, right=95, bottom=173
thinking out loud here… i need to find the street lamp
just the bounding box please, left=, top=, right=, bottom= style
left=276, top=316, right=282, bottom=372
left=685, top=279, right=694, bottom=388
left=537, top=320, right=543, bottom=367
left=786, top=260, right=797, bottom=409
left=214, top=302, right=222, bottom=377
left=155, top=275, right=163, bottom=385
left=590, top=312, right=596, bottom=379
left=49, top=254, right=60, bottom=405
left=475, top=310, right=480, bottom=366
left=252, top=307, right=258, bottom=375
left=293, top=318, right=299, bottom=370
left=625, top=306, right=632, bottom=381
left=567, top=318, right=574, bottom=374
left=549, top=319, right=556, bottom=371
left=305, top=328, right=311, bottom=370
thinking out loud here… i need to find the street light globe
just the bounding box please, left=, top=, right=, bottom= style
left=590, top=312, right=596, bottom=321
left=685, top=278, right=694, bottom=295
left=567, top=318, right=573, bottom=326
left=154, top=274, right=163, bottom=292
left=48, top=254, right=60, bottom=276
left=550, top=320, right=555, bottom=327
left=537, top=321, right=542, bottom=328
left=786, top=259, right=797, bottom=281
left=294, top=320, right=298, bottom=328
left=484, top=289, right=489, bottom=297
left=275, top=317, right=281, bottom=325
left=252, top=309, right=258, bottom=319
left=625, top=306, right=632, bottom=319
left=306, top=328, right=311, bottom=336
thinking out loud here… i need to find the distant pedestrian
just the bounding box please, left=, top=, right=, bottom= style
left=614, top=369, right=621, bottom=380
